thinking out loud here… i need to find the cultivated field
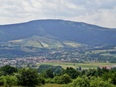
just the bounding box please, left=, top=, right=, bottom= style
left=38, top=62, right=116, bottom=69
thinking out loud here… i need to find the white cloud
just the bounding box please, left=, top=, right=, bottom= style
left=69, top=6, right=116, bottom=28
left=0, top=0, right=116, bottom=28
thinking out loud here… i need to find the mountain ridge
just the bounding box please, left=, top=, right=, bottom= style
left=0, top=19, right=116, bottom=47
left=0, top=19, right=114, bottom=29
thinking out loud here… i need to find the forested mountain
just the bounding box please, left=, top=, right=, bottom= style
left=0, top=19, right=116, bottom=47
left=0, top=19, right=116, bottom=59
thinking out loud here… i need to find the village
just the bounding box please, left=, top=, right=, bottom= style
left=0, top=56, right=116, bottom=70
left=0, top=57, right=63, bottom=68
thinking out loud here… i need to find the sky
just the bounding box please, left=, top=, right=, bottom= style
left=0, top=0, right=116, bottom=28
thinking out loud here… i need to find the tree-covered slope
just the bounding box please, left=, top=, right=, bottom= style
left=0, top=19, right=116, bottom=46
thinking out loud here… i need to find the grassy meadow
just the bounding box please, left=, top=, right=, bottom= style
left=40, top=84, right=63, bottom=87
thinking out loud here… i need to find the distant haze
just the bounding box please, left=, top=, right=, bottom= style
left=0, top=0, right=116, bottom=28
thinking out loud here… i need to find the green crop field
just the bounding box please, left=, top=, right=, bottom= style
left=38, top=62, right=116, bottom=69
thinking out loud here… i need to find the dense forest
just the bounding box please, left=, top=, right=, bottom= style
left=0, top=65, right=116, bottom=87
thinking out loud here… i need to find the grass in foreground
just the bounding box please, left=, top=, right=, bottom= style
left=40, top=84, right=63, bottom=87
left=0, top=84, right=63, bottom=87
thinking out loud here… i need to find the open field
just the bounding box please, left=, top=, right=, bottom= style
left=38, top=62, right=116, bottom=69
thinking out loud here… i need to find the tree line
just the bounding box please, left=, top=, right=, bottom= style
left=0, top=65, right=116, bottom=87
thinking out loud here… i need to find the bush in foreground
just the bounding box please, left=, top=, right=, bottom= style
left=17, top=68, right=40, bottom=87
